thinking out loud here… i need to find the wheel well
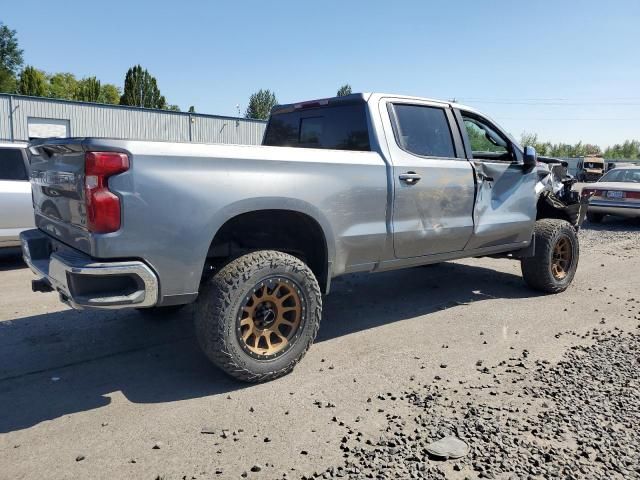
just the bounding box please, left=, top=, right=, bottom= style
left=536, top=194, right=572, bottom=223
left=205, top=210, right=329, bottom=293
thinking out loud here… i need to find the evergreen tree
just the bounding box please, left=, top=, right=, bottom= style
left=119, top=64, right=167, bottom=109
left=336, top=84, right=352, bottom=97
left=17, top=66, right=47, bottom=96
left=0, top=22, right=24, bottom=93
left=76, top=76, right=102, bottom=102
left=245, top=89, right=277, bottom=120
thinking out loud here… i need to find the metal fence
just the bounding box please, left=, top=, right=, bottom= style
left=0, top=94, right=266, bottom=145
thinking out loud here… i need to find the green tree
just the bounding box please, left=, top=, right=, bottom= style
left=0, top=22, right=23, bottom=75
left=119, top=64, right=167, bottom=109
left=75, top=76, right=101, bottom=102
left=245, top=89, right=277, bottom=120
left=0, top=67, right=16, bottom=93
left=520, top=132, right=538, bottom=148
left=336, top=84, right=352, bottom=97
left=604, top=140, right=640, bottom=159
left=0, top=22, right=24, bottom=93
left=48, top=72, right=78, bottom=99
left=99, top=83, right=121, bottom=104
left=188, top=105, right=196, bottom=113
left=17, top=66, right=47, bottom=96
left=167, top=104, right=180, bottom=111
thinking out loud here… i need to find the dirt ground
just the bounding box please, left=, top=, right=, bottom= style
left=0, top=217, right=638, bottom=479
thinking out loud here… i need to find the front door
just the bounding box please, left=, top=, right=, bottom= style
left=457, top=111, right=538, bottom=251
left=383, top=101, right=476, bottom=258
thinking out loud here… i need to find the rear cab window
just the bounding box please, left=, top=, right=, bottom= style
left=263, top=97, right=371, bottom=151
left=0, top=147, right=28, bottom=181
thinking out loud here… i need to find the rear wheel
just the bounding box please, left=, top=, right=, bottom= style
left=587, top=211, right=604, bottom=223
left=521, top=219, right=579, bottom=293
left=194, top=250, right=322, bottom=382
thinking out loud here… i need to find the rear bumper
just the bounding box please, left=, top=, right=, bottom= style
left=588, top=201, right=640, bottom=218
left=20, top=229, right=158, bottom=310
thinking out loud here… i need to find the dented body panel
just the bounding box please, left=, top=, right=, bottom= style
left=22, top=93, right=584, bottom=308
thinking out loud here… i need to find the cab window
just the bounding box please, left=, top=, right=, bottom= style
left=0, top=148, right=28, bottom=181
left=390, top=104, right=456, bottom=158
left=462, top=114, right=513, bottom=162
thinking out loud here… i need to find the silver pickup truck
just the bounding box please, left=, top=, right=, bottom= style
left=21, top=93, right=585, bottom=382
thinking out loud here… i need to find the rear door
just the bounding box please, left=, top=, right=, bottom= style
left=0, top=146, right=34, bottom=246
left=381, top=99, right=475, bottom=258
left=455, top=110, right=538, bottom=250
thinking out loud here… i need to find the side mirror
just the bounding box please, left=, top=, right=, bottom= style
left=523, top=146, right=537, bottom=170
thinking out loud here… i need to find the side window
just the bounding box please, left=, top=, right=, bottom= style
left=391, top=104, right=455, bottom=158
left=263, top=104, right=371, bottom=151
left=462, top=115, right=513, bottom=162
left=0, top=148, right=28, bottom=181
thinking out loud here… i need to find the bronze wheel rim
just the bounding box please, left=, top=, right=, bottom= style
left=551, top=236, right=572, bottom=280
left=237, top=278, right=304, bottom=359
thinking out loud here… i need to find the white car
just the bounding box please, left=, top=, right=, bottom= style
left=0, top=141, right=34, bottom=248
left=583, top=166, right=640, bottom=223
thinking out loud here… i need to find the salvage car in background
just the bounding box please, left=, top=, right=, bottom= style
left=583, top=166, right=640, bottom=223
left=0, top=142, right=33, bottom=248
left=576, top=156, right=605, bottom=182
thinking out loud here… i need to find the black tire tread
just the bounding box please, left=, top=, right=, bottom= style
left=521, top=219, right=579, bottom=294
left=194, top=250, right=322, bottom=383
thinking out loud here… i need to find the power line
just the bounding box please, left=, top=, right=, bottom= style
left=459, top=100, right=640, bottom=106
left=496, top=117, right=640, bottom=121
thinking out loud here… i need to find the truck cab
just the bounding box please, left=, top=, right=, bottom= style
left=577, top=155, right=605, bottom=182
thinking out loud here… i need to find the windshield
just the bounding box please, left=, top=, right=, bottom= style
left=599, top=168, right=640, bottom=183
left=584, top=161, right=603, bottom=169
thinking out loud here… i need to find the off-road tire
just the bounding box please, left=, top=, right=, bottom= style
left=194, top=250, right=322, bottom=383
left=587, top=211, right=604, bottom=224
left=521, top=219, right=579, bottom=293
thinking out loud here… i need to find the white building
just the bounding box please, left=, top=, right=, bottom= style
left=0, top=94, right=266, bottom=145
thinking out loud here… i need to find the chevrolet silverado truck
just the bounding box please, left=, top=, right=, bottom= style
left=20, top=93, right=585, bottom=382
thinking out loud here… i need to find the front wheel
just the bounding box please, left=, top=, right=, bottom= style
left=521, top=219, right=579, bottom=293
left=194, top=250, right=322, bottom=383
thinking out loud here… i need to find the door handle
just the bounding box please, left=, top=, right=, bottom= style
left=399, top=172, right=422, bottom=185
left=477, top=172, right=494, bottom=182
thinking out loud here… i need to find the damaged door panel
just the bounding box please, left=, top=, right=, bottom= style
left=385, top=101, right=476, bottom=258
left=465, top=161, right=537, bottom=250
left=455, top=111, right=538, bottom=251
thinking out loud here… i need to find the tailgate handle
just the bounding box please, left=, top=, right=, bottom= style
left=399, top=172, right=422, bottom=185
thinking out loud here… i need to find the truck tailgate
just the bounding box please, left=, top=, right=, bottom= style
left=29, top=139, right=94, bottom=254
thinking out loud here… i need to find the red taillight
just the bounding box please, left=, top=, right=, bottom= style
left=625, top=191, right=640, bottom=200
left=84, top=152, right=129, bottom=233
left=581, top=188, right=595, bottom=198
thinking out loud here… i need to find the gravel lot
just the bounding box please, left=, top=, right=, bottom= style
left=0, top=217, right=638, bottom=479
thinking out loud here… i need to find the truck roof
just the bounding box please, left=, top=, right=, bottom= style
left=0, top=141, right=28, bottom=148
left=271, top=93, right=477, bottom=115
